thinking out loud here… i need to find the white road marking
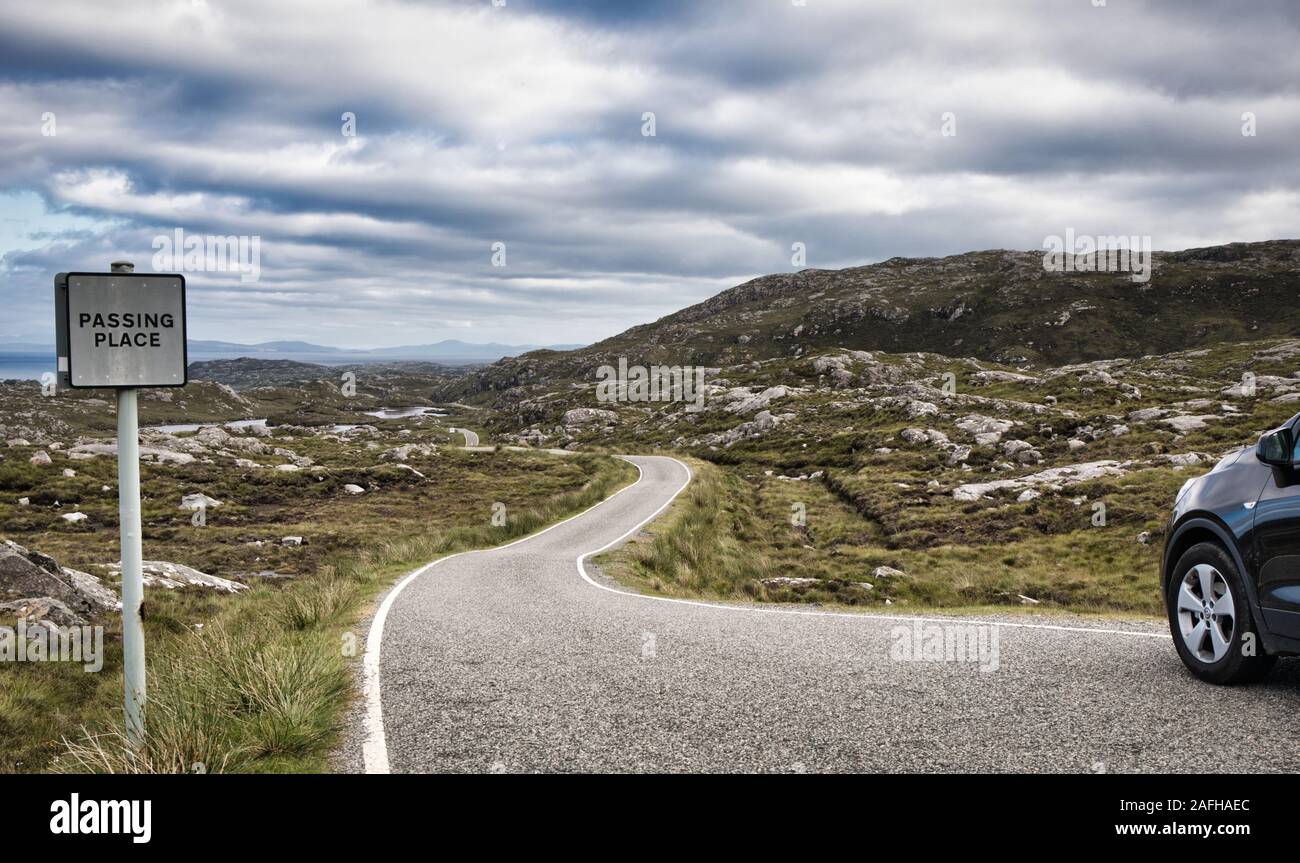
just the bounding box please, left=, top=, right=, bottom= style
left=361, top=467, right=642, bottom=774
left=575, top=458, right=1172, bottom=641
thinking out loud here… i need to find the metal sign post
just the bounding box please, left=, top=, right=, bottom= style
left=54, top=261, right=188, bottom=747
left=117, top=382, right=146, bottom=744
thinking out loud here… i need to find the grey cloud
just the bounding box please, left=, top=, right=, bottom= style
left=0, top=0, right=1297, bottom=347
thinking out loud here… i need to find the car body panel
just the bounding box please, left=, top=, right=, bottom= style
left=1161, top=413, right=1300, bottom=653
left=1253, top=471, right=1300, bottom=611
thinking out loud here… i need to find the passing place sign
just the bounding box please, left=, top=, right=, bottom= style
left=56, top=272, right=187, bottom=388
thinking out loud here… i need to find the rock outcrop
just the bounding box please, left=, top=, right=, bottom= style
left=0, top=540, right=120, bottom=616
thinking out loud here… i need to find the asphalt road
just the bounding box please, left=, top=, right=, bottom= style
left=355, top=455, right=1300, bottom=773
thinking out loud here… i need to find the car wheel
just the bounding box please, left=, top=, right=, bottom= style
left=1167, top=542, right=1275, bottom=684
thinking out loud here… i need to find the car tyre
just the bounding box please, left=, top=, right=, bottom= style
left=1167, top=542, right=1275, bottom=684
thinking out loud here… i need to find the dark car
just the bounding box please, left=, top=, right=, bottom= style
left=1162, top=412, right=1300, bottom=683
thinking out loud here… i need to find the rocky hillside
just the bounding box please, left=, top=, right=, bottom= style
left=567, top=335, right=1300, bottom=613
left=442, top=239, right=1300, bottom=404
left=188, top=358, right=338, bottom=389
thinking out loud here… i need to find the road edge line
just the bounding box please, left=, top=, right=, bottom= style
left=360, top=458, right=645, bottom=774
left=576, top=456, right=1172, bottom=641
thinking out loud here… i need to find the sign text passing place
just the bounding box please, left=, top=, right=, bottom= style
left=56, top=272, right=187, bottom=388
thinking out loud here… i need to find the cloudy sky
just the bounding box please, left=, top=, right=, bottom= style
left=1, top=0, right=1297, bottom=348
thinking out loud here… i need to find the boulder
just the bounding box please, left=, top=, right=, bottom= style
left=1159, top=453, right=1204, bottom=467
left=107, top=561, right=247, bottom=594
left=1163, top=415, right=1218, bottom=434
left=223, top=436, right=272, bottom=455
left=343, top=484, right=366, bottom=495
left=193, top=426, right=231, bottom=447
left=726, top=386, right=793, bottom=415
left=1002, top=439, right=1033, bottom=457
left=901, top=428, right=949, bottom=446
left=0, top=540, right=119, bottom=614
left=953, top=460, right=1129, bottom=501
left=956, top=415, right=1015, bottom=442
left=760, top=577, right=821, bottom=588
left=562, top=408, right=619, bottom=427
left=380, top=443, right=437, bottom=461
left=29, top=451, right=52, bottom=466
left=179, top=493, right=222, bottom=511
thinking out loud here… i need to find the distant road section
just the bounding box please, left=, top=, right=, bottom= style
left=449, top=427, right=479, bottom=447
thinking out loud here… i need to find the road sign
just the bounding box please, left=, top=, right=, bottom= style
left=52, top=261, right=185, bottom=746
left=55, top=271, right=187, bottom=389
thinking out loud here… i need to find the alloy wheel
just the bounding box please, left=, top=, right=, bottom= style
left=1176, top=563, right=1236, bottom=664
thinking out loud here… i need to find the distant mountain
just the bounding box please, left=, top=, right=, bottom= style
left=185, top=338, right=583, bottom=362
left=439, top=239, right=1300, bottom=401
left=184, top=340, right=341, bottom=355
left=368, top=340, right=584, bottom=360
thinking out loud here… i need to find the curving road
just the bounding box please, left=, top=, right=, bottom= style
left=357, top=455, right=1300, bottom=773
left=448, top=427, right=479, bottom=447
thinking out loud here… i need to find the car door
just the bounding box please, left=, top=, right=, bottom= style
left=1250, top=417, right=1300, bottom=638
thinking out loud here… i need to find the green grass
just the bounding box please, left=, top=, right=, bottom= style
left=609, top=460, right=776, bottom=599
left=600, top=457, right=1177, bottom=615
